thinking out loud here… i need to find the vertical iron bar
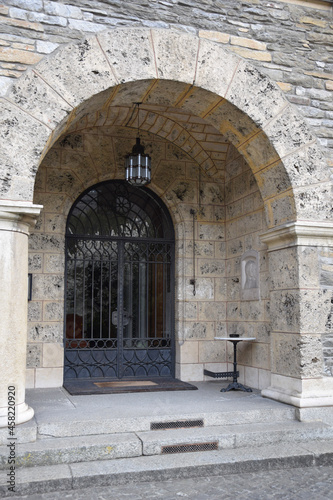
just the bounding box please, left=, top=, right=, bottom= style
left=82, top=254, right=86, bottom=339
left=73, top=256, right=77, bottom=339
left=171, top=242, right=175, bottom=377
left=163, top=255, right=166, bottom=341
left=137, top=249, right=142, bottom=339
left=100, top=257, right=103, bottom=339
left=155, top=258, right=157, bottom=338
left=146, top=244, right=149, bottom=339
left=91, top=254, right=94, bottom=339
left=117, top=241, right=124, bottom=378
left=108, top=258, right=111, bottom=340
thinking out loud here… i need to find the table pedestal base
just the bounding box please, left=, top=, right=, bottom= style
left=221, top=382, right=252, bottom=393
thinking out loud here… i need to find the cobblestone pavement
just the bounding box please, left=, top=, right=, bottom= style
left=10, top=466, right=333, bottom=500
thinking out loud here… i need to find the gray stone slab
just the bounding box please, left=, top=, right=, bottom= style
left=137, top=421, right=333, bottom=456
left=69, top=443, right=315, bottom=489
left=0, top=432, right=141, bottom=469
left=0, top=418, right=37, bottom=445
left=0, top=464, right=72, bottom=497
left=233, top=421, right=333, bottom=448
left=138, top=426, right=235, bottom=455
left=25, top=387, right=75, bottom=411
left=1, top=441, right=327, bottom=496
left=204, top=406, right=295, bottom=426
left=0, top=419, right=37, bottom=447
left=34, top=405, right=296, bottom=439
left=36, top=413, right=154, bottom=438
left=297, top=440, right=333, bottom=466
left=26, top=383, right=297, bottom=440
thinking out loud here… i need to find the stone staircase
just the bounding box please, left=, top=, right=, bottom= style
left=1, top=386, right=333, bottom=496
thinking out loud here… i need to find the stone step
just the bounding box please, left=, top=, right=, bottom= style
left=1, top=420, right=332, bottom=470
left=35, top=405, right=296, bottom=439
left=0, top=432, right=141, bottom=470
left=1, top=439, right=333, bottom=498
left=138, top=420, right=333, bottom=456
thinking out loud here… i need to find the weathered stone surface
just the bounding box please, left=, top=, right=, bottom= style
left=44, top=213, right=66, bottom=234
left=282, top=143, right=330, bottom=187
left=31, top=274, right=64, bottom=301
left=294, top=183, right=332, bottom=221
left=199, top=339, right=226, bottom=363
left=28, top=301, right=42, bottom=322
left=98, top=28, right=157, bottom=84
left=198, top=258, right=225, bottom=277
left=226, top=59, right=286, bottom=127
left=270, top=291, right=301, bottom=333
left=319, top=250, right=333, bottom=289
left=205, top=100, right=260, bottom=148
left=265, top=193, right=296, bottom=228
left=255, top=161, right=292, bottom=201
left=26, top=342, right=42, bottom=368
left=270, top=290, right=332, bottom=336
left=44, top=254, right=65, bottom=274
left=198, top=222, right=224, bottom=241
left=184, top=321, right=215, bottom=340
left=198, top=301, right=226, bottom=321
left=29, top=234, right=64, bottom=252
left=28, top=322, right=62, bottom=342
left=152, top=29, right=199, bottom=83
left=0, top=98, right=49, bottom=199
left=7, top=70, right=71, bottom=128
left=43, top=301, right=63, bottom=322
left=263, top=104, right=315, bottom=159
left=42, top=342, right=64, bottom=368
left=195, top=37, right=239, bottom=97
left=180, top=86, right=223, bottom=120
left=271, top=332, right=323, bottom=378
left=269, top=247, right=299, bottom=290
left=28, top=252, right=42, bottom=272
left=35, top=35, right=117, bottom=108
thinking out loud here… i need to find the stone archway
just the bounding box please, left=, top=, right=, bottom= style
left=0, top=28, right=332, bottom=427
left=1, top=28, right=330, bottom=223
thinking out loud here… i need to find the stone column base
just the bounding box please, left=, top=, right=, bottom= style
left=0, top=402, right=34, bottom=428
left=261, top=374, right=333, bottom=408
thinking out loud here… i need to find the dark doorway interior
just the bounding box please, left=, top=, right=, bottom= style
left=64, top=180, right=175, bottom=382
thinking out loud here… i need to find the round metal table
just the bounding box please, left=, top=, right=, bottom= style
left=204, top=337, right=256, bottom=392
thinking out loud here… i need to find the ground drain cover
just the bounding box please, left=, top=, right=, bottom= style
left=151, top=419, right=204, bottom=430
left=161, top=442, right=218, bottom=454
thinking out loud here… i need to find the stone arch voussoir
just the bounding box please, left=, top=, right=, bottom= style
left=0, top=27, right=330, bottom=225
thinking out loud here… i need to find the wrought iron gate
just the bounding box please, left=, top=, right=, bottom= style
left=64, top=181, right=175, bottom=380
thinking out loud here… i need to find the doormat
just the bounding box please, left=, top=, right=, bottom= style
left=94, top=380, right=158, bottom=388
left=63, top=377, right=198, bottom=395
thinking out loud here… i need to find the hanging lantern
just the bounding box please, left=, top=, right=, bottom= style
left=125, top=103, right=151, bottom=186
left=125, top=137, right=151, bottom=186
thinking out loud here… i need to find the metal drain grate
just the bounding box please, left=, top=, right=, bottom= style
left=151, top=419, right=204, bottom=430
left=161, top=442, right=218, bottom=454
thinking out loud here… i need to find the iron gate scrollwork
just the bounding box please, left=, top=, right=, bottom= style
left=64, top=181, right=175, bottom=380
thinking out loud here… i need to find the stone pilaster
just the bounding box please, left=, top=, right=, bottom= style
left=0, top=201, right=42, bottom=428
left=260, top=221, right=333, bottom=409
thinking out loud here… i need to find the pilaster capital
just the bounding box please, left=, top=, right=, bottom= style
left=0, top=201, right=43, bottom=234
left=260, top=221, right=333, bottom=251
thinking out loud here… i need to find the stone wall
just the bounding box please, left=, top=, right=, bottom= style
left=27, top=112, right=269, bottom=388
left=224, top=146, right=270, bottom=389
left=0, top=0, right=332, bottom=169
left=0, top=0, right=331, bottom=398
